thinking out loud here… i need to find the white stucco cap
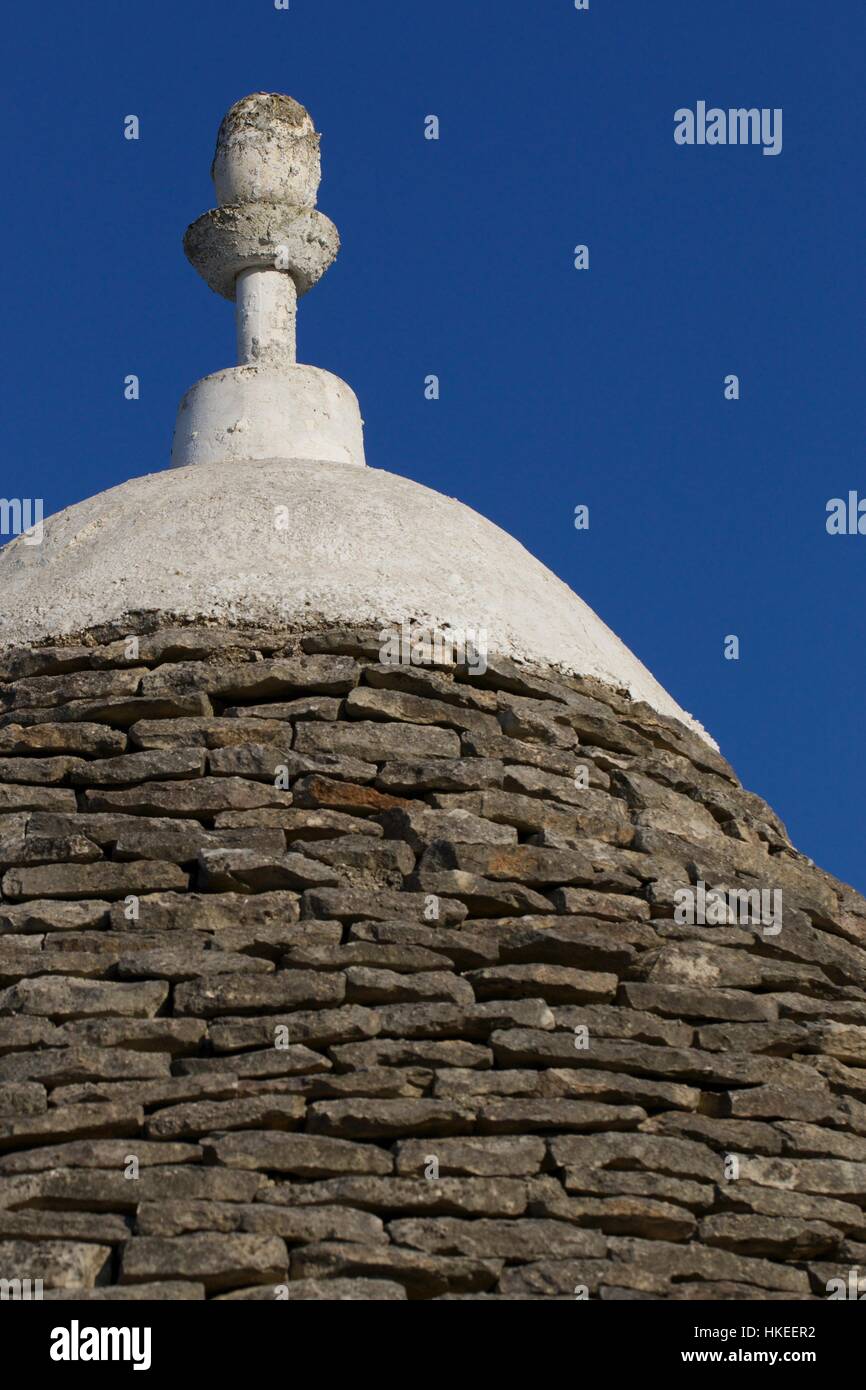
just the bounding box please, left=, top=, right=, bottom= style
left=0, top=456, right=713, bottom=743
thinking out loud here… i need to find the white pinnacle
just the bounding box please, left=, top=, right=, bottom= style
left=170, top=93, right=365, bottom=469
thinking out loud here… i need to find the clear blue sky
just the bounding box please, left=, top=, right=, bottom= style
left=3, top=1, right=864, bottom=893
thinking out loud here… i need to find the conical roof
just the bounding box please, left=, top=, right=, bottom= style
left=0, top=95, right=863, bottom=1306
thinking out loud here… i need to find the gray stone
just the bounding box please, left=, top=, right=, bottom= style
left=2, top=860, right=187, bottom=901
left=121, top=1234, right=287, bottom=1292
left=296, top=720, right=460, bottom=763
left=204, top=1131, right=392, bottom=1177
left=0, top=1239, right=111, bottom=1291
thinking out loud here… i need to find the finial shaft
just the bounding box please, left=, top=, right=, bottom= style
left=235, top=268, right=297, bottom=366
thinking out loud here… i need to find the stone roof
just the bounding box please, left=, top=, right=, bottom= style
left=0, top=624, right=863, bottom=1301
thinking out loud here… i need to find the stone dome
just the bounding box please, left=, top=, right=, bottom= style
left=0, top=458, right=709, bottom=742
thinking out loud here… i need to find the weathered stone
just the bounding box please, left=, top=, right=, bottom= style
left=0, top=1081, right=46, bottom=1116
left=218, top=1276, right=406, bottom=1300
left=710, top=1182, right=866, bottom=1237
left=0, top=1046, right=170, bottom=1087
left=606, top=1236, right=810, bottom=1295
left=0, top=1239, right=111, bottom=1290
left=698, top=1213, right=840, bottom=1260
left=82, top=777, right=294, bottom=819
left=395, top=1136, right=545, bottom=1177
left=389, top=1216, right=606, bottom=1261
left=419, top=841, right=595, bottom=886
left=131, top=716, right=293, bottom=749
left=0, top=723, right=127, bottom=756
left=177, top=1045, right=327, bottom=1080
left=377, top=805, right=516, bottom=850
left=208, top=1005, right=379, bottom=1052
left=494, top=920, right=650, bottom=974
left=197, top=847, right=339, bottom=893
left=208, top=744, right=376, bottom=785
left=552, top=1002, right=692, bottom=1048
left=0, top=976, right=168, bottom=1020
left=477, top=1100, right=646, bottom=1134
left=145, top=1095, right=305, bottom=1140
left=347, top=920, right=500, bottom=970
left=42, top=1282, right=206, bottom=1301
left=307, top=1100, right=477, bottom=1140
left=285, top=1068, right=429, bottom=1102
left=215, top=808, right=384, bottom=839
left=552, top=887, right=651, bottom=920
left=174, top=971, right=345, bottom=1017
left=642, top=1112, right=783, bottom=1155
left=377, top=759, right=505, bottom=794
left=302, top=888, right=466, bottom=925
left=0, top=1138, right=201, bottom=1174
left=280, top=941, right=447, bottom=974
left=330, top=1039, right=491, bottom=1071
left=121, top=1234, right=287, bottom=1292
left=468, top=964, right=616, bottom=1005
left=408, top=871, right=553, bottom=917
left=9, top=692, right=212, bottom=725
left=71, top=748, right=206, bottom=786
left=345, top=686, right=498, bottom=738
left=0, top=895, right=111, bottom=939
left=290, top=1241, right=501, bottom=1297
left=0, top=1102, right=143, bottom=1150
left=490, top=1029, right=808, bottom=1087
left=110, top=890, right=301, bottom=933
left=696, top=1020, right=809, bottom=1054
left=9, top=1166, right=264, bottom=1211
left=0, top=756, right=85, bottom=785
left=292, top=776, right=412, bottom=816
left=620, top=982, right=779, bottom=1024
left=529, top=1183, right=698, bottom=1242
left=297, top=719, right=461, bottom=763
left=559, top=1167, right=714, bottom=1212
left=141, top=655, right=360, bottom=700
left=2, top=861, right=187, bottom=901
left=0, top=785, right=77, bottom=814
left=0, top=1209, right=129, bottom=1242
left=279, top=1176, right=528, bottom=1219
left=432, top=1070, right=540, bottom=1099
left=344, top=968, right=474, bottom=1008
left=719, top=1085, right=837, bottom=1123
left=0, top=832, right=101, bottom=873
left=204, top=1131, right=392, bottom=1177
left=290, top=835, right=414, bottom=887
left=2, top=667, right=145, bottom=711
left=0, top=645, right=93, bottom=683
left=550, top=1133, right=723, bottom=1184
left=373, top=999, right=554, bottom=1041
left=224, top=696, right=341, bottom=722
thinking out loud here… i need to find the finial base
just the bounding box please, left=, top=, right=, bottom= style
left=170, top=364, right=366, bottom=469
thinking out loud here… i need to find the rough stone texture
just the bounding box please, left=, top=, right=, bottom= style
left=0, top=623, right=861, bottom=1302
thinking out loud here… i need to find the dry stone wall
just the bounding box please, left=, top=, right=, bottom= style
left=0, top=623, right=865, bottom=1301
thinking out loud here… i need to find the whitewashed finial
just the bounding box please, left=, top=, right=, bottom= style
left=171, top=93, right=365, bottom=469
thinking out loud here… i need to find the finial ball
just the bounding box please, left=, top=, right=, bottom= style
left=211, top=93, right=322, bottom=211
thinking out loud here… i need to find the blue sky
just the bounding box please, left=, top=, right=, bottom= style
left=3, top=1, right=864, bottom=892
